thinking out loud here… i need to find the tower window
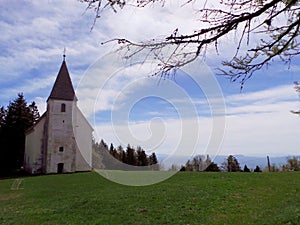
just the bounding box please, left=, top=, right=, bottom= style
left=61, top=103, right=66, bottom=112
left=59, top=146, right=64, bottom=152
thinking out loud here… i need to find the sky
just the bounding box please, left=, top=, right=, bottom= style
left=1, top=0, right=300, bottom=162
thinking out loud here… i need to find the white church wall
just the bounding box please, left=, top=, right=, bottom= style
left=24, top=116, right=45, bottom=174
left=74, top=108, right=93, bottom=171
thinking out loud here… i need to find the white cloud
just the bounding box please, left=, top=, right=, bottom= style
left=227, top=85, right=295, bottom=103
left=222, top=110, right=300, bottom=156
left=92, top=84, right=300, bottom=158
left=99, top=0, right=205, bottom=41
left=0, top=1, right=104, bottom=103
left=2, top=76, right=55, bottom=96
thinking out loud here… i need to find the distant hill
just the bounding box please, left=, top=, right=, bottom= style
left=157, top=154, right=297, bottom=170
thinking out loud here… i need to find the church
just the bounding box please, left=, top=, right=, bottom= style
left=24, top=56, right=93, bottom=174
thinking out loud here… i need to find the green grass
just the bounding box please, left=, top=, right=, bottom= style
left=1, top=172, right=300, bottom=225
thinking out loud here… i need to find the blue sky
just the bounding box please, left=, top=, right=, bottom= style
left=1, top=0, right=300, bottom=161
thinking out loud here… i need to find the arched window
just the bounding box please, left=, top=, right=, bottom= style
left=61, top=103, right=66, bottom=112
left=59, top=146, right=64, bottom=152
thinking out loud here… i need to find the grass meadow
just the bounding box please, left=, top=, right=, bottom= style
left=0, top=172, right=299, bottom=225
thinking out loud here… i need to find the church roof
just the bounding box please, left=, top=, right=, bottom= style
left=48, top=59, right=77, bottom=101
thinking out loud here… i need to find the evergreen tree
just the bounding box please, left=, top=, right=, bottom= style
left=117, top=145, right=124, bottom=157
left=0, top=106, right=6, bottom=128
left=0, top=106, right=6, bottom=174
left=126, top=144, right=137, bottom=166
left=184, top=155, right=217, bottom=172
left=205, top=155, right=212, bottom=169
left=136, top=146, right=148, bottom=166
left=149, top=152, right=158, bottom=165
left=0, top=93, right=39, bottom=175
left=96, top=140, right=157, bottom=168
left=93, top=139, right=117, bottom=169
left=204, top=162, right=220, bottom=172
left=149, top=152, right=159, bottom=170
left=109, top=143, right=114, bottom=154
left=0, top=106, right=6, bottom=143
left=223, top=155, right=241, bottom=172
left=117, top=145, right=126, bottom=164
left=179, top=166, right=186, bottom=171
left=109, top=143, right=119, bottom=160
left=254, top=165, right=262, bottom=172
left=28, top=101, right=40, bottom=124
left=243, top=165, right=251, bottom=172
left=99, top=139, right=108, bottom=151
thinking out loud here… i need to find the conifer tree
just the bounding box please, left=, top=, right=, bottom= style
left=254, top=165, right=262, bottom=172
left=243, top=165, right=251, bottom=172
left=149, top=152, right=159, bottom=170
left=223, top=155, right=241, bottom=172
left=0, top=93, right=40, bottom=175
left=109, top=143, right=119, bottom=160
left=204, top=162, right=220, bottom=172
left=0, top=106, right=6, bottom=128
left=126, top=144, right=137, bottom=166
left=94, top=140, right=158, bottom=168
left=136, top=146, right=148, bottom=166
left=149, top=152, right=158, bottom=165
left=28, top=101, right=40, bottom=124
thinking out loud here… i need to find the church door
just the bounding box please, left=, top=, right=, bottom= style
left=57, top=163, right=64, bottom=174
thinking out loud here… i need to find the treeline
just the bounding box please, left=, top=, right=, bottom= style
left=0, top=93, right=40, bottom=176
left=178, top=155, right=300, bottom=172
left=180, top=155, right=220, bottom=172
left=271, top=156, right=300, bottom=172
left=92, top=139, right=159, bottom=170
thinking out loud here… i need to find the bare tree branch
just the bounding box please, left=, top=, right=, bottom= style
left=81, top=0, right=300, bottom=85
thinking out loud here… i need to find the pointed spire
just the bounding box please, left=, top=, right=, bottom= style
left=48, top=58, right=77, bottom=101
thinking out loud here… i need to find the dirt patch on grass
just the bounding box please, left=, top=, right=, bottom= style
left=0, top=193, right=22, bottom=201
